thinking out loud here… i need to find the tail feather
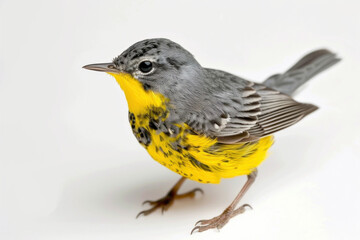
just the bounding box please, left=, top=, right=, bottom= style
left=263, top=49, right=341, bottom=96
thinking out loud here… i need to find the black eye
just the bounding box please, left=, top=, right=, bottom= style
left=138, top=61, right=153, bottom=73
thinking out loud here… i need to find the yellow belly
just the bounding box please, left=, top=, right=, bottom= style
left=111, top=72, right=274, bottom=184
left=129, top=105, right=273, bottom=184
left=146, top=127, right=273, bottom=184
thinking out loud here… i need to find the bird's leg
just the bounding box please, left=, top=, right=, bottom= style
left=191, top=169, right=257, bottom=234
left=136, top=177, right=203, bottom=218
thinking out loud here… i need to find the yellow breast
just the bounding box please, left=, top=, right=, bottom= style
left=109, top=72, right=166, bottom=115
left=110, top=73, right=273, bottom=184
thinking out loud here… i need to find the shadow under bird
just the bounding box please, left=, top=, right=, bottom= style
left=83, top=38, right=340, bottom=233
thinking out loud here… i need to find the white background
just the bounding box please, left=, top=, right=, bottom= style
left=1, top=0, right=360, bottom=239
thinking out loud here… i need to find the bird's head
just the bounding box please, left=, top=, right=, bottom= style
left=83, top=38, right=203, bottom=98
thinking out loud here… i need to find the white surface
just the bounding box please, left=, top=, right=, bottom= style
left=1, top=0, right=360, bottom=239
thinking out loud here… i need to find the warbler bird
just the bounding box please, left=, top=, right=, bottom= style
left=83, top=39, right=340, bottom=233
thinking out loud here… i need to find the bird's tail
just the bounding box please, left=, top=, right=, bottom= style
left=263, top=49, right=340, bottom=96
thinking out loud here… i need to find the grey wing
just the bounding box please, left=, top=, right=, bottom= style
left=181, top=69, right=262, bottom=137
left=249, top=84, right=318, bottom=136
left=211, top=82, right=318, bottom=143
left=181, top=69, right=317, bottom=143
left=216, top=83, right=317, bottom=143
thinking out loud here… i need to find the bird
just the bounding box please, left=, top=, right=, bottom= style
left=83, top=38, right=340, bottom=233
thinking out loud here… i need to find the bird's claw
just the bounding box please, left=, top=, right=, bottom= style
left=137, top=187, right=204, bottom=218
left=191, top=204, right=252, bottom=234
left=142, top=200, right=156, bottom=205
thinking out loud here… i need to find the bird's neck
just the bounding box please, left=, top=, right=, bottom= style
left=109, top=72, right=167, bottom=115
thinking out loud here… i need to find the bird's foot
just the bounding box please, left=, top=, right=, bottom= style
left=191, top=204, right=252, bottom=234
left=136, top=188, right=203, bottom=218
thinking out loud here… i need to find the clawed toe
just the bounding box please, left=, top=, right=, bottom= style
left=191, top=225, right=212, bottom=234
left=194, top=217, right=216, bottom=226
left=191, top=222, right=220, bottom=234
left=142, top=200, right=156, bottom=205
left=191, top=204, right=252, bottom=234
left=231, top=204, right=252, bottom=217
left=137, top=187, right=204, bottom=218
left=137, top=199, right=171, bottom=218
left=176, top=187, right=203, bottom=199
left=191, top=217, right=225, bottom=234
left=136, top=208, right=155, bottom=218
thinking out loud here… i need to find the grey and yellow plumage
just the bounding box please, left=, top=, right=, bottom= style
left=83, top=39, right=340, bottom=233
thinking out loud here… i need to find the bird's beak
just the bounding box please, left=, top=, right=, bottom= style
left=82, top=63, right=121, bottom=73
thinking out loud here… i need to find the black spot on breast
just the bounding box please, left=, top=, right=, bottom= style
left=129, top=112, right=135, bottom=121
left=137, top=127, right=151, bottom=146
left=151, top=108, right=160, bottom=116
left=177, top=160, right=186, bottom=168
left=149, top=119, right=159, bottom=130
left=129, top=112, right=136, bottom=129
left=142, top=83, right=151, bottom=91
left=189, top=156, right=211, bottom=172
left=242, top=149, right=257, bottom=158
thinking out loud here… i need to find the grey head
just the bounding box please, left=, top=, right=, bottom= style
left=85, top=38, right=205, bottom=93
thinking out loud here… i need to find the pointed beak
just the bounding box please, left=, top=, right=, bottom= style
left=82, top=63, right=121, bottom=73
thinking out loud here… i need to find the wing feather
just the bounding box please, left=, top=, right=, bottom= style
left=216, top=84, right=318, bottom=143
left=179, top=69, right=318, bottom=142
